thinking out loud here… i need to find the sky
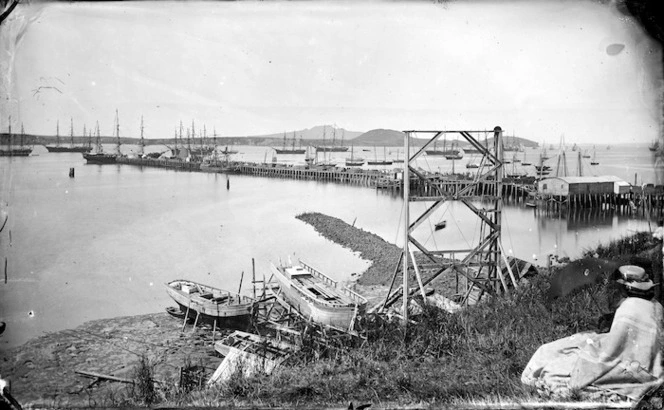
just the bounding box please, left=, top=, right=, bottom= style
left=0, top=0, right=662, bottom=144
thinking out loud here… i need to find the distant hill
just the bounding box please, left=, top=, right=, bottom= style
left=353, top=129, right=406, bottom=146
left=245, top=125, right=363, bottom=141
left=0, top=128, right=540, bottom=148
left=343, top=129, right=540, bottom=148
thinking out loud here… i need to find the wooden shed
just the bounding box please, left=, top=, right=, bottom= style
left=537, top=176, right=617, bottom=197
left=601, top=175, right=631, bottom=195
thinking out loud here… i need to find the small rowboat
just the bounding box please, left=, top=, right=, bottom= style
left=165, top=279, right=256, bottom=329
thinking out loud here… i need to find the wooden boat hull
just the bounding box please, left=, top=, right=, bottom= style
left=83, top=153, right=118, bottom=164
left=165, top=280, right=256, bottom=329
left=275, top=149, right=306, bottom=154
left=209, top=330, right=299, bottom=384
left=0, top=149, right=31, bottom=157
left=270, top=261, right=367, bottom=330
left=46, top=146, right=92, bottom=153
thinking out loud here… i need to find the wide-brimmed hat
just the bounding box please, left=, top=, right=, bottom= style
left=616, top=265, right=656, bottom=291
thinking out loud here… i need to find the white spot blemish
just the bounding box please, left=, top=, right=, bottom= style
left=149, top=282, right=153, bottom=286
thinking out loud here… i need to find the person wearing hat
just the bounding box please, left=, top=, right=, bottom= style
left=615, top=264, right=657, bottom=299
left=522, top=264, right=663, bottom=402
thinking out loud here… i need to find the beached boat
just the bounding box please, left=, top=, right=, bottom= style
left=208, top=330, right=299, bottom=385
left=270, top=259, right=367, bottom=330
left=165, top=279, right=256, bottom=328
left=649, top=141, right=659, bottom=152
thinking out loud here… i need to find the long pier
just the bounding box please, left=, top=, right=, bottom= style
left=114, top=156, right=664, bottom=215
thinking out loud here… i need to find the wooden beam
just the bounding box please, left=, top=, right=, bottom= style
left=75, top=370, right=134, bottom=384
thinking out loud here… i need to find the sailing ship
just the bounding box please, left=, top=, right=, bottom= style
left=582, top=149, right=591, bottom=159
left=392, top=149, right=404, bottom=163
left=534, top=154, right=552, bottom=177
left=649, top=140, right=660, bottom=152
left=426, top=137, right=463, bottom=157
left=0, top=118, right=32, bottom=157
left=45, top=118, right=92, bottom=153
left=165, top=279, right=256, bottom=329
left=590, top=146, right=599, bottom=165
left=274, top=132, right=306, bottom=154
left=367, top=146, right=393, bottom=165
left=502, top=135, right=523, bottom=152
left=345, top=145, right=364, bottom=166
left=521, top=150, right=531, bottom=166
left=270, top=259, right=367, bottom=330
left=315, top=127, right=349, bottom=152
left=83, top=113, right=120, bottom=164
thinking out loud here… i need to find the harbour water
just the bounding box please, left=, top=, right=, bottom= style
left=0, top=143, right=658, bottom=349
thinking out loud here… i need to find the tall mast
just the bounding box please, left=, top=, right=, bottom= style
left=187, top=128, right=191, bottom=153
left=83, top=124, right=87, bottom=149
left=139, top=115, right=145, bottom=156
left=115, top=109, right=121, bottom=155
left=179, top=120, right=183, bottom=153
left=70, top=117, right=74, bottom=147
left=56, top=120, right=60, bottom=147
left=95, top=121, right=102, bottom=153
left=200, top=123, right=205, bottom=152
left=7, top=116, right=11, bottom=148
left=20, top=122, right=24, bottom=148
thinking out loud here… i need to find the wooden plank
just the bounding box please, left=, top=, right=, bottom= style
left=75, top=370, right=134, bottom=384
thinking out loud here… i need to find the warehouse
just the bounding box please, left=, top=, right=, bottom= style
left=537, top=176, right=630, bottom=197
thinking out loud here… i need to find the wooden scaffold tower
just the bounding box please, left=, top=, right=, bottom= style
left=379, top=126, right=521, bottom=321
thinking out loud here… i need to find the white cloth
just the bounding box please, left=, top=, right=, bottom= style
left=522, top=297, right=664, bottom=401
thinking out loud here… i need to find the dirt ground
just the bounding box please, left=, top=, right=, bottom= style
left=0, top=312, right=225, bottom=407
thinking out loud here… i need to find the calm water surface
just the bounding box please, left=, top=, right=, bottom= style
left=0, top=143, right=657, bottom=349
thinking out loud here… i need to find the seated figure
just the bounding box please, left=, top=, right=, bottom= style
left=522, top=265, right=663, bottom=401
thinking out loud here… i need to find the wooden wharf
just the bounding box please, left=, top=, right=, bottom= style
left=114, top=156, right=664, bottom=215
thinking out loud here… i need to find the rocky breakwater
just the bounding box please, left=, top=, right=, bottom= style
left=296, top=212, right=401, bottom=286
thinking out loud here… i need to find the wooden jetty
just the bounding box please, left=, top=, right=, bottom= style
left=114, top=155, right=664, bottom=215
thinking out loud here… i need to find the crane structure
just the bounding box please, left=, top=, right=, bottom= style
left=380, top=126, right=520, bottom=321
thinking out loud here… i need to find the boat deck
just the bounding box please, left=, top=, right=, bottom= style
left=292, top=274, right=351, bottom=306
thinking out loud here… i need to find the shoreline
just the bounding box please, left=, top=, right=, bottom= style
left=0, top=213, right=660, bottom=407
left=0, top=212, right=403, bottom=406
